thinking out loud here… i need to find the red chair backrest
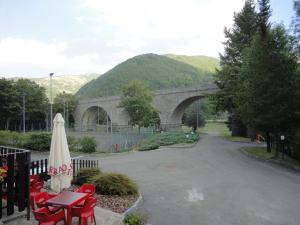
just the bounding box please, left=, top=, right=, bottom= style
left=30, top=174, right=40, bottom=181
left=77, top=184, right=96, bottom=195
left=31, top=181, right=44, bottom=192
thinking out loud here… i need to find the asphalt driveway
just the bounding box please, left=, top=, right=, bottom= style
left=93, top=134, right=300, bottom=225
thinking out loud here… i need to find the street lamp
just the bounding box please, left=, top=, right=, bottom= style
left=63, top=91, right=66, bottom=122
left=49, top=73, right=54, bottom=131
left=22, top=93, right=26, bottom=133
left=281, top=135, right=285, bottom=159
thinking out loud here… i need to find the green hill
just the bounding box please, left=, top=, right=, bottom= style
left=30, top=73, right=99, bottom=99
left=165, top=54, right=219, bottom=73
left=76, top=53, right=217, bottom=100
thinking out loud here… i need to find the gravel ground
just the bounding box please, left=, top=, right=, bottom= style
left=95, top=194, right=138, bottom=213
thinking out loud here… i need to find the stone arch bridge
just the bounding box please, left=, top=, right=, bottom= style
left=74, top=84, right=218, bottom=131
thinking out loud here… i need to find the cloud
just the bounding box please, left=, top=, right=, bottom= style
left=1, top=0, right=248, bottom=76
left=78, top=0, right=245, bottom=56
left=0, top=37, right=109, bottom=77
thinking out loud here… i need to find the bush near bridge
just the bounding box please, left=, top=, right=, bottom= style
left=0, top=130, right=98, bottom=152
left=138, top=131, right=199, bottom=151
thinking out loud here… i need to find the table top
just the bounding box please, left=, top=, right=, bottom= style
left=46, top=191, right=89, bottom=207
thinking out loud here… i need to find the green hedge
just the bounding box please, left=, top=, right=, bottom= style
left=24, top=133, right=51, bottom=151
left=0, top=130, right=30, bottom=148
left=138, top=131, right=199, bottom=151
left=0, top=130, right=98, bottom=152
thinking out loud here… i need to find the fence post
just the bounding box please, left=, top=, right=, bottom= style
left=0, top=155, right=2, bottom=219
left=41, top=159, right=44, bottom=173
left=25, top=152, right=31, bottom=220
left=7, top=154, right=15, bottom=216
left=16, top=152, right=26, bottom=211
left=45, top=158, right=48, bottom=173
left=73, top=159, right=76, bottom=178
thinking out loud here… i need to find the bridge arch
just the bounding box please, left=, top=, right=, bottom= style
left=167, top=96, right=204, bottom=126
left=81, top=105, right=111, bottom=131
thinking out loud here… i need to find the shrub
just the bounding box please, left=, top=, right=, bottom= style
left=80, top=136, right=97, bottom=153
left=67, top=136, right=80, bottom=152
left=124, top=212, right=147, bottom=225
left=24, top=133, right=51, bottom=151
left=74, top=168, right=101, bottom=185
left=93, top=172, right=138, bottom=196
left=138, top=142, right=160, bottom=151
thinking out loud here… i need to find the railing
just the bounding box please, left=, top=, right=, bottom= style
left=31, top=158, right=99, bottom=179
left=0, top=146, right=31, bottom=220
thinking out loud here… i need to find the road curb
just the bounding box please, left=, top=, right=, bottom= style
left=240, top=148, right=300, bottom=172
left=122, top=191, right=143, bottom=217
left=163, top=142, right=198, bottom=149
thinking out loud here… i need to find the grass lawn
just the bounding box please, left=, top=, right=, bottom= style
left=241, top=146, right=275, bottom=159
left=241, top=146, right=300, bottom=170
left=198, top=121, right=251, bottom=142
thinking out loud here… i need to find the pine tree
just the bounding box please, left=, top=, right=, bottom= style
left=238, top=1, right=298, bottom=152
left=213, top=0, right=257, bottom=136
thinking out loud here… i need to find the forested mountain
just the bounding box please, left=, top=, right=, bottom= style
left=76, top=53, right=218, bottom=100
left=31, top=73, right=99, bottom=98
left=165, top=54, right=219, bottom=73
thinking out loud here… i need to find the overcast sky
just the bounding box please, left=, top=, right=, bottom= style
left=0, top=0, right=295, bottom=78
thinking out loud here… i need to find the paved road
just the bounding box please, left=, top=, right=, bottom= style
left=92, top=134, right=300, bottom=225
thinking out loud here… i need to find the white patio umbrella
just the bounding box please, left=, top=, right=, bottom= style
left=48, top=113, right=73, bottom=193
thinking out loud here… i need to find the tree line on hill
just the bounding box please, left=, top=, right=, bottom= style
left=0, top=78, right=77, bottom=131
left=213, top=0, right=300, bottom=157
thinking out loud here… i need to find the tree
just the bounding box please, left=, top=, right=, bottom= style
left=238, top=0, right=298, bottom=153
left=213, top=0, right=257, bottom=136
left=0, top=78, right=18, bottom=129
left=14, top=79, right=49, bottom=130
left=53, top=92, right=78, bottom=127
left=182, top=100, right=207, bottom=131
left=119, top=80, right=160, bottom=129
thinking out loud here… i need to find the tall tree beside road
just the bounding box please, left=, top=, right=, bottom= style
left=237, top=0, right=298, bottom=152
left=213, top=0, right=257, bottom=136
left=119, top=80, right=160, bottom=130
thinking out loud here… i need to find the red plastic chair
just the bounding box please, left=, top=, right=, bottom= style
left=30, top=174, right=40, bottom=185
left=74, top=184, right=96, bottom=207
left=30, top=181, right=44, bottom=210
left=33, top=207, right=66, bottom=225
left=34, top=192, right=61, bottom=213
left=71, top=197, right=97, bottom=225
left=75, top=184, right=96, bottom=196
left=31, top=181, right=44, bottom=192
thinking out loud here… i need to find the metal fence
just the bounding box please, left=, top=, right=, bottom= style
left=30, top=158, right=99, bottom=179
left=68, top=130, right=155, bottom=152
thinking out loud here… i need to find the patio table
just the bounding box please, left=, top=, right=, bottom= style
left=46, top=191, right=89, bottom=225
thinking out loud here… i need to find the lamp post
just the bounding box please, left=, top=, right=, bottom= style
left=63, top=91, right=66, bottom=122
left=49, top=73, right=54, bottom=131
left=22, top=93, right=26, bottom=133
left=280, top=135, right=285, bottom=160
